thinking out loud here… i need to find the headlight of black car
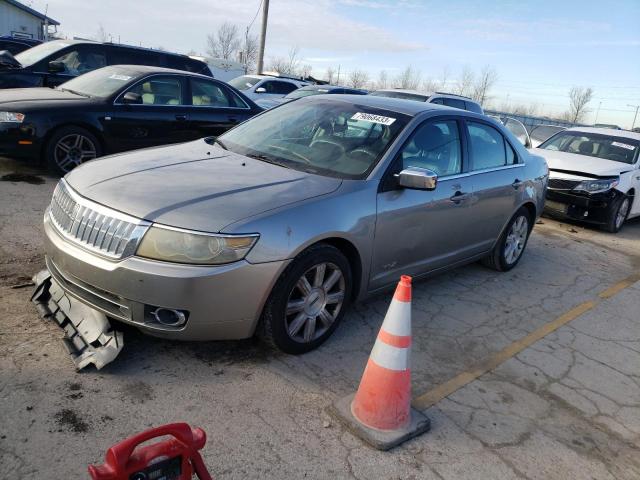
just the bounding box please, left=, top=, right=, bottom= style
left=572, top=177, right=619, bottom=194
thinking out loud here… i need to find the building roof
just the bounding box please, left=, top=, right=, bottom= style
left=2, top=0, right=60, bottom=26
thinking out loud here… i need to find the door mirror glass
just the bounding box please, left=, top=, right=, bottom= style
left=48, top=61, right=66, bottom=73
left=122, top=91, right=142, bottom=104
left=255, top=87, right=267, bottom=93
left=397, top=167, right=438, bottom=190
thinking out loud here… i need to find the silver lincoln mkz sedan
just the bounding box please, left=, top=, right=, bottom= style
left=35, top=95, right=547, bottom=365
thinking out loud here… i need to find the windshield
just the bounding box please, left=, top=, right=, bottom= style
left=228, top=76, right=261, bottom=91
left=370, top=91, right=430, bottom=102
left=285, top=88, right=331, bottom=100
left=217, top=98, right=410, bottom=179
left=56, top=66, right=138, bottom=98
left=540, top=131, right=639, bottom=165
left=14, top=40, right=72, bottom=67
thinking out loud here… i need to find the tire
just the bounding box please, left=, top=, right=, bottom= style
left=482, top=207, right=532, bottom=272
left=45, top=126, right=102, bottom=176
left=259, top=243, right=352, bottom=354
left=602, top=194, right=630, bottom=233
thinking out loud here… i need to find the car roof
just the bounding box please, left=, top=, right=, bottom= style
left=301, top=94, right=467, bottom=117
left=373, top=89, right=478, bottom=103
left=103, top=64, right=214, bottom=80
left=46, top=39, right=202, bottom=61
left=564, top=126, right=640, bottom=141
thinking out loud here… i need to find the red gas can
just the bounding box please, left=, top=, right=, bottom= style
left=88, top=423, right=212, bottom=480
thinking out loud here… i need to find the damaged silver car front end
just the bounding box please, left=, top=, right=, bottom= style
left=31, top=270, right=123, bottom=370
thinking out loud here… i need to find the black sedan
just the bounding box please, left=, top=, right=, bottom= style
left=0, top=65, right=262, bottom=174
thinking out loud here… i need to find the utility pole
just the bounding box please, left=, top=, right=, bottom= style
left=256, top=0, right=269, bottom=74
left=336, top=65, right=341, bottom=85
left=595, top=101, right=602, bottom=124
left=628, top=104, right=640, bottom=130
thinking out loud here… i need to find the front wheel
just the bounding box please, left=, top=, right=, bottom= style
left=603, top=195, right=630, bottom=233
left=45, top=126, right=102, bottom=176
left=482, top=207, right=532, bottom=272
left=259, top=244, right=352, bottom=354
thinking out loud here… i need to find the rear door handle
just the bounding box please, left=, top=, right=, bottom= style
left=512, top=179, right=523, bottom=189
left=449, top=191, right=470, bottom=204
left=175, top=114, right=188, bottom=121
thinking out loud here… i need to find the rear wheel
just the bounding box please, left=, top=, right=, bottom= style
left=45, top=126, right=102, bottom=176
left=603, top=195, right=630, bottom=233
left=259, top=244, right=352, bottom=354
left=482, top=207, right=532, bottom=272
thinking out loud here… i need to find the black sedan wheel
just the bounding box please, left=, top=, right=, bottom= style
left=45, top=126, right=102, bottom=175
left=259, top=243, right=352, bottom=354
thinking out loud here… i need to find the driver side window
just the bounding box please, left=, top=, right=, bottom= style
left=400, top=120, right=462, bottom=176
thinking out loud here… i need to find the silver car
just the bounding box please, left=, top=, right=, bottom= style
left=36, top=95, right=548, bottom=361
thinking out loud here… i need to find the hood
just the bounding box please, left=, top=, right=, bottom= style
left=532, top=148, right=632, bottom=177
left=0, top=87, right=87, bottom=106
left=65, top=139, right=342, bottom=233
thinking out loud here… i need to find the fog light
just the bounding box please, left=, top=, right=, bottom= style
left=149, top=307, right=187, bottom=327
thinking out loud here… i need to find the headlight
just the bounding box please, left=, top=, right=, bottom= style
left=0, top=112, right=25, bottom=123
left=136, top=226, right=258, bottom=265
left=573, top=177, right=619, bottom=194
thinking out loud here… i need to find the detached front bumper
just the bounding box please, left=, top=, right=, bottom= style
left=544, top=188, right=622, bottom=225
left=43, top=213, right=288, bottom=342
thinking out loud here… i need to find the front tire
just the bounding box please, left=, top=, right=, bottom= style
left=45, top=126, right=102, bottom=176
left=482, top=207, right=532, bottom=272
left=259, top=244, right=352, bottom=354
left=603, top=194, right=630, bottom=233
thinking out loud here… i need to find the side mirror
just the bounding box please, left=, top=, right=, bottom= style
left=122, top=91, right=142, bottom=104
left=397, top=167, right=438, bottom=190
left=255, top=87, right=267, bottom=94
left=48, top=61, right=65, bottom=73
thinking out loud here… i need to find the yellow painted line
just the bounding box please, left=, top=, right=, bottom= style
left=412, top=274, right=638, bottom=411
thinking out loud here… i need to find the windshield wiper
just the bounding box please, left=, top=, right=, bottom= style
left=212, top=138, right=228, bottom=150
left=244, top=153, right=290, bottom=169
left=58, top=88, right=91, bottom=98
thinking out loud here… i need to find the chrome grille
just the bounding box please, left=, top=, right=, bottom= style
left=48, top=180, right=150, bottom=260
left=548, top=178, right=580, bottom=191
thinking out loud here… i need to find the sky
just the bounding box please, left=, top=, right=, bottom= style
left=26, top=0, right=640, bottom=128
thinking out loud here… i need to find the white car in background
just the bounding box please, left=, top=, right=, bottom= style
left=227, top=74, right=308, bottom=101
left=534, top=127, right=640, bottom=232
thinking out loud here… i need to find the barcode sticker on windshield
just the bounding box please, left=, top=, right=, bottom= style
left=611, top=141, right=635, bottom=151
left=109, top=74, right=132, bottom=81
left=351, top=112, right=396, bottom=125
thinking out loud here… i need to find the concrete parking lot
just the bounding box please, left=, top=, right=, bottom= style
left=1, top=157, right=639, bottom=479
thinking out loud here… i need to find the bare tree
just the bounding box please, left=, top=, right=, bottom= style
left=566, top=86, right=594, bottom=123
left=268, top=47, right=302, bottom=76
left=300, top=64, right=313, bottom=79
left=422, top=77, right=438, bottom=93
left=376, top=70, right=389, bottom=90
left=95, top=23, right=109, bottom=43
left=240, top=33, right=259, bottom=73
left=349, top=69, right=370, bottom=89
left=472, top=65, right=498, bottom=106
left=439, top=66, right=451, bottom=91
left=394, top=65, right=421, bottom=90
left=325, top=66, right=335, bottom=84
left=455, top=66, right=475, bottom=97
left=207, top=22, right=240, bottom=59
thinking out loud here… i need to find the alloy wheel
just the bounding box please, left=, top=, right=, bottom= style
left=615, top=198, right=630, bottom=230
left=504, top=215, right=529, bottom=265
left=284, top=262, right=346, bottom=343
left=54, top=134, right=98, bottom=173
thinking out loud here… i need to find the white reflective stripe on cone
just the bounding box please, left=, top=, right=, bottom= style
left=370, top=340, right=410, bottom=371
left=381, top=300, right=412, bottom=337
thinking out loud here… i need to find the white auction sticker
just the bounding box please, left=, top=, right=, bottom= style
left=109, top=74, right=132, bottom=81
left=611, top=141, right=635, bottom=151
left=351, top=112, right=396, bottom=125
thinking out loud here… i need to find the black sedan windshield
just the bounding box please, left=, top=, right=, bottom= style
left=56, top=66, right=139, bottom=98
left=218, top=98, right=409, bottom=179
left=540, top=131, right=639, bottom=164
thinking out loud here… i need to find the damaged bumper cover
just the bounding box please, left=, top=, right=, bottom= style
left=31, top=270, right=123, bottom=370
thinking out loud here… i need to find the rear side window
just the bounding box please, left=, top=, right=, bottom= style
left=108, top=47, right=161, bottom=66
left=190, top=78, right=247, bottom=108
left=441, top=98, right=466, bottom=110
left=467, top=121, right=511, bottom=170
left=262, top=81, right=297, bottom=95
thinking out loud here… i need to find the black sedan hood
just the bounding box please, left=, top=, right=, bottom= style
left=65, top=139, right=342, bottom=233
left=0, top=87, right=87, bottom=106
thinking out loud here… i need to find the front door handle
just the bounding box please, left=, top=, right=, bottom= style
left=512, top=179, right=524, bottom=189
left=449, top=191, right=469, bottom=204
left=175, top=114, right=188, bottom=121
left=227, top=116, right=239, bottom=124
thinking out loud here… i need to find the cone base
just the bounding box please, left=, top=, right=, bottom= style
left=328, top=393, right=431, bottom=451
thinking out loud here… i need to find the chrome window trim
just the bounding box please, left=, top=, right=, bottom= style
left=431, top=163, right=525, bottom=181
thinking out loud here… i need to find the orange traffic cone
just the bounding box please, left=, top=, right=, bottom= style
left=329, top=275, right=430, bottom=450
